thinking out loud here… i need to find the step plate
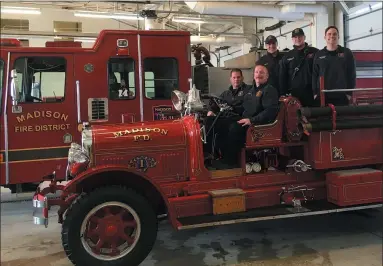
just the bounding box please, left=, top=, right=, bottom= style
left=177, top=200, right=382, bottom=230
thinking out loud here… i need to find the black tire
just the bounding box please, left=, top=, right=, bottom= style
left=61, top=186, right=158, bottom=266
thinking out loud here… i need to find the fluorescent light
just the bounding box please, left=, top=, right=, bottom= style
left=1, top=6, right=41, bottom=15
left=172, top=16, right=205, bottom=24
left=74, top=11, right=143, bottom=20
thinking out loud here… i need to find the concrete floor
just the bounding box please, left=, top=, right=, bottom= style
left=1, top=197, right=382, bottom=266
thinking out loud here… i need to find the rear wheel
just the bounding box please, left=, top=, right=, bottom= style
left=62, top=186, right=158, bottom=266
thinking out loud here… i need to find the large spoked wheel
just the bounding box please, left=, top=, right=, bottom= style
left=62, top=186, right=158, bottom=266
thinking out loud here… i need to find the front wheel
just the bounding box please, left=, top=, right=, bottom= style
left=62, top=186, right=158, bottom=266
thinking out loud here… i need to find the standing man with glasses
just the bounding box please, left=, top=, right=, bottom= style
left=312, top=26, right=356, bottom=106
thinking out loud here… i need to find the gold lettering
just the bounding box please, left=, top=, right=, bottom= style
left=46, top=111, right=52, bottom=118
left=113, top=127, right=169, bottom=138
left=27, top=113, right=33, bottom=120
left=22, top=126, right=28, bottom=132
left=35, top=125, right=41, bottom=131
left=61, top=114, right=68, bottom=122
left=28, top=126, right=33, bottom=131
left=15, top=126, right=19, bottom=132
left=34, top=111, right=41, bottom=118
left=53, top=112, right=60, bottom=119
left=133, top=135, right=151, bottom=141
left=16, top=115, right=25, bottom=123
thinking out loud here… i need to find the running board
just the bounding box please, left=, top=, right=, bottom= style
left=177, top=201, right=382, bottom=230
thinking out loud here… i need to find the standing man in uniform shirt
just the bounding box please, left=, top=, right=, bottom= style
left=312, top=26, right=356, bottom=106
left=256, top=35, right=284, bottom=95
left=279, top=28, right=319, bottom=107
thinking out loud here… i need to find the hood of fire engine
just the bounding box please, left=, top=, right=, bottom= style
left=91, top=119, right=188, bottom=152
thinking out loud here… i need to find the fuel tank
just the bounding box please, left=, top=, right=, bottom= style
left=92, top=119, right=188, bottom=151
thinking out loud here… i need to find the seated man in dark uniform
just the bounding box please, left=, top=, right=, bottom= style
left=205, top=65, right=279, bottom=170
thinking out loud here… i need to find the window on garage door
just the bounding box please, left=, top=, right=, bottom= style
left=144, top=58, right=178, bottom=100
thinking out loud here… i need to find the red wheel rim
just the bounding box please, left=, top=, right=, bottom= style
left=80, top=201, right=141, bottom=261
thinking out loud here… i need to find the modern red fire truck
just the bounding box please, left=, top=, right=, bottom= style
left=0, top=30, right=191, bottom=192
left=0, top=30, right=382, bottom=194
left=32, top=77, right=382, bottom=266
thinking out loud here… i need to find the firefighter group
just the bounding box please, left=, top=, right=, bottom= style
left=204, top=26, right=356, bottom=170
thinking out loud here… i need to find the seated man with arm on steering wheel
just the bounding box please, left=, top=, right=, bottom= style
left=206, top=65, right=279, bottom=170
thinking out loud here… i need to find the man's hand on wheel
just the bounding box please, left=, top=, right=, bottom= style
left=238, top=118, right=251, bottom=126
left=207, top=111, right=216, bottom=116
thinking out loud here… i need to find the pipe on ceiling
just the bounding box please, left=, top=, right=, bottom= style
left=190, top=35, right=250, bottom=45
left=185, top=2, right=327, bottom=21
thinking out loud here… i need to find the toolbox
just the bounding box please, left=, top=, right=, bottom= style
left=326, top=168, right=382, bottom=206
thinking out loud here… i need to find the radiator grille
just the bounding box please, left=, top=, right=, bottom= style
left=88, top=98, right=108, bottom=121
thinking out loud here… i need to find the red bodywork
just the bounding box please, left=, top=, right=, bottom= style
left=0, top=30, right=191, bottom=189
left=32, top=94, right=383, bottom=229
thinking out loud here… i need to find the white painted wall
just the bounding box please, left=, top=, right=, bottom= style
left=1, top=6, right=137, bottom=48
left=345, top=2, right=383, bottom=50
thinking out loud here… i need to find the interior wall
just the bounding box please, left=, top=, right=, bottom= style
left=257, top=17, right=314, bottom=50
left=345, top=3, right=383, bottom=50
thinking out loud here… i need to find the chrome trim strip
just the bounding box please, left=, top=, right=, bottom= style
left=138, top=34, right=144, bottom=122
left=33, top=199, right=45, bottom=208
left=322, top=88, right=383, bottom=92
left=177, top=204, right=382, bottom=230
left=76, top=80, right=81, bottom=123
left=33, top=216, right=48, bottom=226
left=4, top=52, right=10, bottom=184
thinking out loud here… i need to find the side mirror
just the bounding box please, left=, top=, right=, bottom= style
left=10, top=69, right=19, bottom=106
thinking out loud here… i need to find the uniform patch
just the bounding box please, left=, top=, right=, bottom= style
left=238, top=91, right=243, bottom=96
left=319, top=56, right=326, bottom=59
left=256, top=90, right=263, bottom=97
left=287, top=57, right=294, bottom=61
left=307, top=53, right=314, bottom=58
left=338, top=53, right=344, bottom=57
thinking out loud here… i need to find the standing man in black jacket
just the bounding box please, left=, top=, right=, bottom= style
left=279, top=28, right=319, bottom=107
left=256, top=35, right=284, bottom=95
left=312, top=26, right=356, bottom=106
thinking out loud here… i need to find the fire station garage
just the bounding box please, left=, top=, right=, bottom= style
left=1, top=1, right=382, bottom=266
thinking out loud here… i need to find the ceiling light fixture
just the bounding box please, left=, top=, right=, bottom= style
left=1, top=6, right=41, bottom=15
left=74, top=11, right=143, bottom=20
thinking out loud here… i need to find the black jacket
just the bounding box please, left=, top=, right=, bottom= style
left=256, top=51, right=284, bottom=94
left=242, top=82, right=279, bottom=125
left=312, top=45, right=356, bottom=102
left=209, top=82, right=250, bottom=115
left=279, top=43, right=319, bottom=105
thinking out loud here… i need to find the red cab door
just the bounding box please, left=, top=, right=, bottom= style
left=139, top=34, right=191, bottom=121
left=4, top=53, right=77, bottom=185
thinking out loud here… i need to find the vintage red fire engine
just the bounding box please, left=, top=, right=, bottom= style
left=32, top=78, right=383, bottom=265
left=0, top=32, right=382, bottom=194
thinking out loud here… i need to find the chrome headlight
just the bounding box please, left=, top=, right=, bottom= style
left=81, top=128, right=93, bottom=157
left=68, top=143, right=89, bottom=164
left=171, top=90, right=186, bottom=111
